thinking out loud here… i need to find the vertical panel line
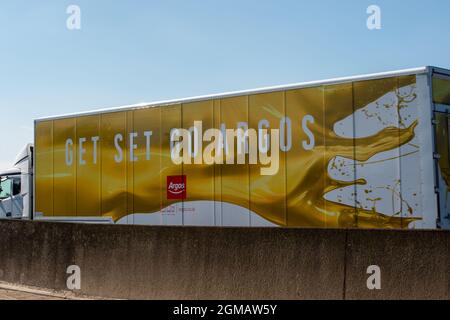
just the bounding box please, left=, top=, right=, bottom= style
left=284, top=90, right=288, bottom=227
left=181, top=104, right=185, bottom=226
left=247, top=95, right=251, bottom=227
left=351, top=83, right=357, bottom=227
left=397, top=77, right=404, bottom=229
left=52, top=121, right=55, bottom=216
left=100, top=114, right=103, bottom=218
left=322, top=86, right=327, bottom=228
left=213, top=101, right=216, bottom=226
left=75, top=119, right=77, bottom=217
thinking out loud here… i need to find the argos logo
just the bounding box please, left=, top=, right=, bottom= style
left=167, top=175, right=187, bottom=200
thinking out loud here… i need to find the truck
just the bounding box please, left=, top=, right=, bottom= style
left=1, top=66, right=450, bottom=229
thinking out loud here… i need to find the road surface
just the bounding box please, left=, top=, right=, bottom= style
left=0, top=287, right=65, bottom=300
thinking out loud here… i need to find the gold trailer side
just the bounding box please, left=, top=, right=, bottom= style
left=35, top=74, right=423, bottom=228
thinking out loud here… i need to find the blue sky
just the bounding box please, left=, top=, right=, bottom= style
left=1, top=0, right=450, bottom=169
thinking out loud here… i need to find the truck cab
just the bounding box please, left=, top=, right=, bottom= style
left=0, top=144, right=33, bottom=219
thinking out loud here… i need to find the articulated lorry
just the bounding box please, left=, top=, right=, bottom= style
left=1, top=66, right=450, bottom=229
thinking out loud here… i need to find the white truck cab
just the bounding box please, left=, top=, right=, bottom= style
left=0, top=144, right=33, bottom=219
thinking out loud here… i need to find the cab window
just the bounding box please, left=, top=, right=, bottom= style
left=12, top=177, right=21, bottom=196
left=0, top=177, right=12, bottom=199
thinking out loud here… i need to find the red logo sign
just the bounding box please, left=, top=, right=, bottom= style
left=167, top=175, right=187, bottom=200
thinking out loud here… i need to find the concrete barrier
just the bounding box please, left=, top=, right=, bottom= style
left=345, top=229, right=450, bottom=299
left=0, top=219, right=448, bottom=299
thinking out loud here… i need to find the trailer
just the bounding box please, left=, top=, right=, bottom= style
left=1, top=66, right=449, bottom=229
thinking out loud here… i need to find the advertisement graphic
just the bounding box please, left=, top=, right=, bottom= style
left=35, top=74, right=434, bottom=228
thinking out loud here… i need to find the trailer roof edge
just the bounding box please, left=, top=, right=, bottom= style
left=35, top=66, right=432, bottom=122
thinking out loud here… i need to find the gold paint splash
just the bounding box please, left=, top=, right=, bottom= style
left=278, top=121, right=419, bottom=229
left=268, top=83, right=420, bottom=228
